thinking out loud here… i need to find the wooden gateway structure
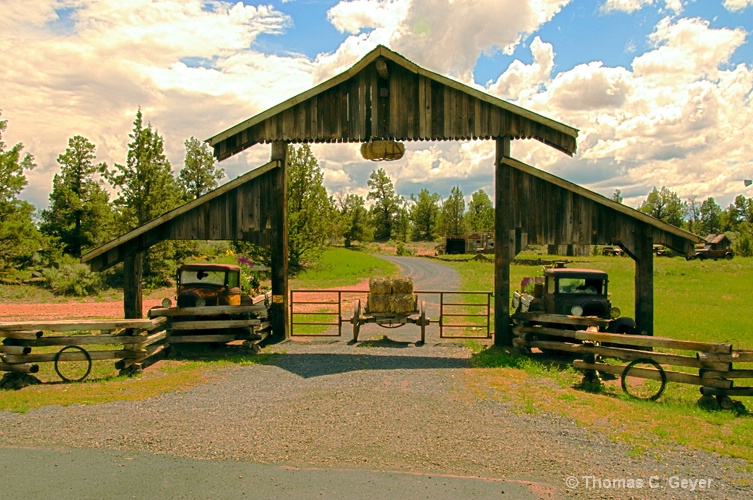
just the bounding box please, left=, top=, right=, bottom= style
left=82, top=45, right=700, bottom=344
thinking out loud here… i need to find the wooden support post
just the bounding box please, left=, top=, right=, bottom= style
left=634, top=225, right=654, bottom=336
left=123, top=250, right=143, bottom=319
left=269, top=141, right=289, bottom=342
left=494, top=137, right=513, bottom=346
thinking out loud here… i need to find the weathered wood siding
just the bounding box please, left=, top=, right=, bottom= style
left=214, top=60, right=577, bottom=161
left=84, top=165, right=277, bottom=272
left=501, top=159, right=697, bottom=255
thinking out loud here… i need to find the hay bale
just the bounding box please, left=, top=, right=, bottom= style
left=389, top=294, right=416, bottom=314
left=369, top=277, right=392, bottom=295
left=368, top=294, right=391, bottom=314
left=391, top=276, right=414, bottom=294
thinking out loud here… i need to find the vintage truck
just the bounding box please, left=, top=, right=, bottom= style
left=512, top=265, right=637, bottom=334
left=149, top=263, right=271, bottom=347
left=689, top=234, right=734, bottom=261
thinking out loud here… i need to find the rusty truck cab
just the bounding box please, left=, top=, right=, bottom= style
left=176, top=263, right=241, bottom=308
left=543, top=268, right=611, bottom=317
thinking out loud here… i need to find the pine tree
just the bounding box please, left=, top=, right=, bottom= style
left=410, top=188, right=440, bottom=241
left=367, top=168, right=398, bottom=241
left=41, top=135, right=113, bottom=258
left=108, top=109, right=182, bottom=284
left=109, top=109, right=181, bottom=228
left=179, top=136, right=224, bottom=199
left=287, top=144, right=333, bottom=269
left=464, top=189, right=494, bottom=233
left=338, top=193, right=372, bottom=248
left=0, top=114, right=47, bottom=270
left=439, top=186, right=466, bottom=237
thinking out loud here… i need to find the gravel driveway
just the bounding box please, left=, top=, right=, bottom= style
left=0, top=257, right=751, bottom=498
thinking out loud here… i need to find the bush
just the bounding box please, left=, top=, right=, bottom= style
left=42, top=257, right=102, bottom=296
left=735, top=231, right=753, bottom=257
left=396, top=242, right=413, bottom=256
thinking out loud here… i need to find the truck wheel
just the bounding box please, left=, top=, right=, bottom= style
left=725, top=253, right=733, bottom=260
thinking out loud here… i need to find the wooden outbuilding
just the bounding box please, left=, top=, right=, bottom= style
left=83, top=44, right=700, bottom=344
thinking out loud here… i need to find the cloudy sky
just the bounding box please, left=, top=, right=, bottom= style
left=2, top=0, right=752, bottom=213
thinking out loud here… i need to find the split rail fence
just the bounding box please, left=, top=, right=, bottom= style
left=0, top=297, right=271, bottom=382
left=512, top=312, right=753, bottom=399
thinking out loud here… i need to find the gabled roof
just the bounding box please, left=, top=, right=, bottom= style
left=705, top=233, right=729, bottom=244
left=208, top=45, right=578, bottom=161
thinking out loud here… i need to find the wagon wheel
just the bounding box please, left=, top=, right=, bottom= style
left=418, top=300, right=426, bottom=345
left=351, top=299, right=362, bottom=342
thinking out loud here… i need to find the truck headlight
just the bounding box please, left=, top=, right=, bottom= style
left=610, top=307, right=621, bottom=319
left=161, top=297, right=172, bottom=308
left=571, top=305, right=583, bottom=316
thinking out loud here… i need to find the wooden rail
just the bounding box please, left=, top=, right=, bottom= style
left=512, top=314, right=752, bottom=400
left=1, top=300, right=272, bottom=383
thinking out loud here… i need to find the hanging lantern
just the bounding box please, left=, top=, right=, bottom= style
left=360, top=139, right=405, bottom=161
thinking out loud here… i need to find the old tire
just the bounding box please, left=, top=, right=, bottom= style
left=54, top=345, right=92, bottom=383
left=621, top=358, right=666, bottom=401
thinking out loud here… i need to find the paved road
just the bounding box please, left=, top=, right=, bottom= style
left=0, top=447, right=546, bottom=499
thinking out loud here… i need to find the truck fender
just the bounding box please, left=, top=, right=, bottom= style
left=607, top=317, right=636, bottom=334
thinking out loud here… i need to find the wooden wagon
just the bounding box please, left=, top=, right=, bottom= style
left=350, top=297, right=428, bottom=343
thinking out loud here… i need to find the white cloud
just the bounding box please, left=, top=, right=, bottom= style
left=489, top=15, right=753, bottom=208
left=2, top=0, right=752, bottom=217
left=327, top=0, right=409, bottom=35
left=633, top=17, right=745, bottom=79
left=723, top=0, right=753, bottom=12
left=1, top=0, right=301, bottom=208
left=600, top=0, right=683, bottom=14
left=392, top=0, right=570, bottom=80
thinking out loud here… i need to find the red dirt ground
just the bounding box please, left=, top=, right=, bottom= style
left=0, top=279, right=373, bottom=321
left=0, top=300, right=165, bottom=321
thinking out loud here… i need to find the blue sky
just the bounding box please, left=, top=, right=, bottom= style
left=2, top=0, right=752, bottom=211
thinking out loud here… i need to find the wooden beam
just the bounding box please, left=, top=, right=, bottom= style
left=148, top=304, right=268, bottom=318
left=3, top=349, right=146, bottom=364
left=634, top=225, right=654, bottom=336
left=0, top=319, right=157, bottom=333
left=269, top=141, right=289, bottom=342
left=0, top=362, right=38, bottom=373
left=573, top=360, right=732, bottom=389
left=494, top=137, right=513, bottom=346
left=168, top=319, right=261, bottom=330
left=123, top=250, right=143, bottom=319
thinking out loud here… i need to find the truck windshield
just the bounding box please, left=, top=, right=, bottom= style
left=180, top=270, right=227, bottom=286
left=557, top=278, right=604, bottom=294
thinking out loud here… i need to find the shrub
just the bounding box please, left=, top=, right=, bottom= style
left=42, top=257, right=102, bottom=296
left=396, top=242, right=413, bottom=256
left=735, top=231, right=753, bottom=257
